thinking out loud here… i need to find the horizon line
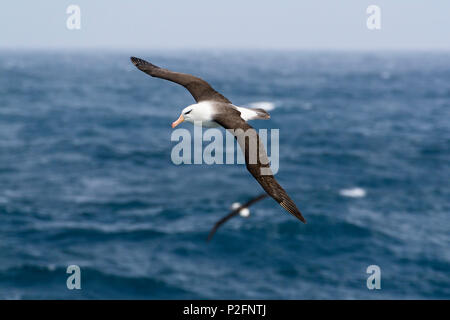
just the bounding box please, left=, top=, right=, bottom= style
left=2, top=46, right=450, bottom=53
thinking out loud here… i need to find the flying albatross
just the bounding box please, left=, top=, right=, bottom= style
left=130, top=57, right=306, bottom=224
left=207, top=194, right=269, bottom=241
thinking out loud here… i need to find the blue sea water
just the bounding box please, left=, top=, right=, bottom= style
left=0, top=50, right=449, bottom=299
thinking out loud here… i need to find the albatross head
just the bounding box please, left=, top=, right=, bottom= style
left=172, top=103, right=215, bottom=128
left=171, top=106, right=193, bottom=128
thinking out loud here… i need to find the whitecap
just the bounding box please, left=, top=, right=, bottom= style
left=246, top=101, right=276, bottom=111
left=47, top=264, right=57, bottom=271
left=339, top=187, right=366, bottom=198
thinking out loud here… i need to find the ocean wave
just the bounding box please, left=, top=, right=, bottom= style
left=0, top=264, right=201, bottom=299
left=1, top=52, right=448, bottom=299
left=246, top=101, right=276, bottom=111
left=339, top=187, right=366, bottom=198
left=24, top=221, right=168, bottom=237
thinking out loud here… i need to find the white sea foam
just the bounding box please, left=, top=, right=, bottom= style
left=339, top=187, right=366, bottom=198
left=246, top=101, right=276, bottom=111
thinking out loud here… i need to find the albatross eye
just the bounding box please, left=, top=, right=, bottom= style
left=184, top=110, right=192, bottom=115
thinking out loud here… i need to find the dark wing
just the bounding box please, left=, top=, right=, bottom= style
left=214, top=110, right=307, bottom=224
left=130, top=57, right=231, bottom=104
left=207, top=194, right=268, bottom=242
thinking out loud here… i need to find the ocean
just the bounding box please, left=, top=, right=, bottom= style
left=0, top=50, right=448, bottom=299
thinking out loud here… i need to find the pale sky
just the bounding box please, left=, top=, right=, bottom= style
left=0, top=0, right=449, bottom=50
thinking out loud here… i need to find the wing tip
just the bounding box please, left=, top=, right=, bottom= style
left=280, top=201, right=307, bottom=224
left=130, top=56, right=159, bottom=69
left=206, top=232, right=215, bottom=242
left=296, top=214, right=307, bottom=224
left=130, top=56, right=142, bottom=66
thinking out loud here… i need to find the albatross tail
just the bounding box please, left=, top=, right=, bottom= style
left=236, top=106, right=270, bottom=121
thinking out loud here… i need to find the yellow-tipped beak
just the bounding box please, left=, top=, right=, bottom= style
left=171, top=114, right=184, bottom=128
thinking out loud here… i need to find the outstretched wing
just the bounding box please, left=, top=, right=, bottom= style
left=207, top=194, right=268, bottom=242
left=214, top=110, right=306, bottom=224
left=130, top=57, right=231, bottom=104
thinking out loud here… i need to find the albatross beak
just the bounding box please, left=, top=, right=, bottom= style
left=171, top=114, right=184, bottom=128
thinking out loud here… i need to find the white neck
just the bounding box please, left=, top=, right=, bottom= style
left=184, top=101, right=218, bottom=127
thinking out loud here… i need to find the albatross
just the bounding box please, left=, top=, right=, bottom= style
left=130, top=57, right=306, bottom=224
left=207, top=194, right=269, bottom=241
